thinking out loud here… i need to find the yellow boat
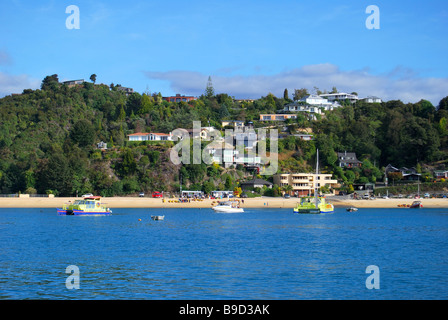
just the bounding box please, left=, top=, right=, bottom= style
left=57, top=196, right=112, bottom=215
left=293, top=149, right=334, bottom=214
left=293, top=196, right=334, bottom=214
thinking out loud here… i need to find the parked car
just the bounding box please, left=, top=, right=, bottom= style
left=284, top=194, right=291, bottom=199
left=152, top=191, right=163, bottom=198
left=240, top=193, right=248, bottom=198
left=82, top=193, right=93, bottom=198
left=139, top=192, right=145, bottom=197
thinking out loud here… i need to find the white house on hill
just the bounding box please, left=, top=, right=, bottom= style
left=319, top=92, right=359, bottom=104
left=128, top=132, right=173, bottom=141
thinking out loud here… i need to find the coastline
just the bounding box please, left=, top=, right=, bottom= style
left=0, top=196, right=447, bottom=209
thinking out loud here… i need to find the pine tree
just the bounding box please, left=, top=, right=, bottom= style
left=205, top=76, right=215, bottom=98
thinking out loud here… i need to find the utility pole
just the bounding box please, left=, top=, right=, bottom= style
left=180, top=171, right=182, bottom=198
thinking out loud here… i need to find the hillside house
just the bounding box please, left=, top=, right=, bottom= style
left=337, top=152, right=362, bottom=168
left=163, top=94, right=197, bottom=103
left=319, top=92, right=359, bottom=104
left=385, top=164, right=421, bottom=181
left=128, top=132, right=173, bottom=141
left=362, top=96, right=382, bottom=103
left=434, top=170, right=448, bottom=180
left=259, top=114, right=297, bottom=121
left=240, top=179, right=273, bottom=190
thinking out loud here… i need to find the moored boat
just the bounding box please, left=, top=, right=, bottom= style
left=410, top=200, right=423, bottom=208
left=293, top=196, right=334, bottom=214
left=212, top=201, right=244, bottom=213
left=57, top=196, right=112, bottom=215
left=346, top=207, right=358, bottom=212
left=151, top=215, right=165, bottom=221
left=293, top=149, right=334, bottom=215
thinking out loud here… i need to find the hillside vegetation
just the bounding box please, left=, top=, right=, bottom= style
left=0, top=74, right=447, bottom=196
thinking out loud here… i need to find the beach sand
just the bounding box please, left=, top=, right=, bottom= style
left=0, top=196, right=447, bottom=209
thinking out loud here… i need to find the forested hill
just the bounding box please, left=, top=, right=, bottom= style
left=0, top=74, right=447, bottom=196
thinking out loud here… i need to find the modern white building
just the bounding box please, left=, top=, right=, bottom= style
left=128, top=132, right=173, bottom=141
left=205, top=141, right=261, bottom=167
left=362, top=96, right=382, bottom=103
left=319, top=92, right=359, bottom=104
left=283, top=103, right=323, bottom=114
left=299, top=94, right=340, bottom=110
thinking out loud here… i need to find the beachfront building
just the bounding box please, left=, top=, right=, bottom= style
left=211, top=190, right=234, bottom=198
left=240, top=179, right=273, bottom=190
left=273, top=173, right=338, bottom=196
left=385, top=164, right=422, bottom=181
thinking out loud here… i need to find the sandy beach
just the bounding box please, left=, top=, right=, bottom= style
left=0, top=196, right=447, bottom=209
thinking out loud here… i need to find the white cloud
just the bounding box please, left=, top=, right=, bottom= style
left=144, top=64, right=448, bottom=105
left=0, top=72, right=40, bottom=97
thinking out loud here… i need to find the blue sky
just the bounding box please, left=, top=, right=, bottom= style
left=0, top=0, right=447, bottom=104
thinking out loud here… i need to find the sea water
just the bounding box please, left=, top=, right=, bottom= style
left=0, top=207, right=447, bottom=300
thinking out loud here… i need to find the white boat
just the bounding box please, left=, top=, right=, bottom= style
left=212, top=201, right=244, bottom=213
left=151, top=215, right=165, bottom=221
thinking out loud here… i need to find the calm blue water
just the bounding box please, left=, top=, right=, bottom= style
left=0, top=207, right=447, bottom=300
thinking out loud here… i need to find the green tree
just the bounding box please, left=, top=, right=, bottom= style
left=36, top=154, right=73, bottom=196
left=293, top=88, right=308, bottom=100
left=139, top=94, right=153, bottom=115
left=205, top=76, right=215, bottom=98
left=121, top=149, right=137, bottom=175
left=90, top=74, right=97, bottom=84
left=41, top=74, right=59, bottom=91
left=438, top=96, right=448, bottom=111
left=283, top=88, right=289, bottom=100
left=224, top=175, right=232, bottom=190
left=70, top=120, right=95, bottom=147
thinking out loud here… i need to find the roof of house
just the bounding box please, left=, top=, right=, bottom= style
left=128, top=132, right=170, bottom=136
left=151, top=133, right=170, bottom=136
left=128, top=132, right=150, bottom=136
left=337, top=152, right=358, bottom=157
